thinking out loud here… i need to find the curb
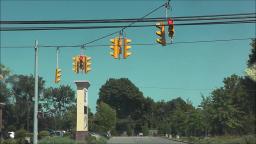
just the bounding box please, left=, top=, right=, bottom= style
left=162, top=137, right=195, bottom=144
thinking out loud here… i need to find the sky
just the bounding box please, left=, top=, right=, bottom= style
left=1, top=0, right=255, bottom=112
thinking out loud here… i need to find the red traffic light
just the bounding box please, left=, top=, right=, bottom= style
left=167, top=18, right=173, bottom=25
left=79, top=56, right=84, bottom=61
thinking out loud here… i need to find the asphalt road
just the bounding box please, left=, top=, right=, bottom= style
left=107, top=136, right=185, bottom=144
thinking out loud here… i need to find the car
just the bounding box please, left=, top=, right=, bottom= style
left=8, top=131, right=15, bottom=139
left=88, top=132, right=101, bottom=140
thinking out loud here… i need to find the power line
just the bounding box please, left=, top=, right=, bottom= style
left=139, top=86, right=256, bottom=92
left=79, top=1, right=168, bottom=46
left=1, top=19, right=255, bottom=31
left=1, top=13, right=255, bottom=24
left=1, top=38, right=253, bottom=49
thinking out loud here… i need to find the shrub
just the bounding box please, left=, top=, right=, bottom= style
left=63, top=132, right=72, bottom=138
left=39, top=136, right=76, bottom=144
left=38, top=131, right=49, bottom=139
left=15, top=129, right=27, bottom=139
left=87, top=136, right=97, bottom=144
left=2, top=139, right=17, bottom=144
left=96, top=137, right=107, bottom=144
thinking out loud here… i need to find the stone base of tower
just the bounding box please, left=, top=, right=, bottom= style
left=75, top=131, right=88, bottom=142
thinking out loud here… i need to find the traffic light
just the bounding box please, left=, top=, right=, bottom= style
left=168, top=18, right=174, bottom=39
left=79, top=55, right=85, bottom=70
left=55, top=68, right=61, bottom=83
left=84, top=56, right=92, bottom=73
left=110, top=38, right=121, bottom=59
left=72, top=56, right=79, bottom=73
left=123, top=38, right=132, bottom=59
left=156, top=22, right=166, bottom=46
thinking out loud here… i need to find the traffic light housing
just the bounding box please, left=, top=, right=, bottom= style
left=123, top=38, right=132, bottom=59
left=168, top=18, right=174, bottom=39
left=72, top=56, right=79, bottom=73
left=84, top=56, right=92, bottom=73
left=110, top=38, right=121, bottom=59
left=79, top=55, right=85, bottom=71
left=55, top=68, right=61, bottom=83
left=156, top=22, right=166, bottom=46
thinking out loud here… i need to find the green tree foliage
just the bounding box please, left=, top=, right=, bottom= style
left=39, top=85, right=76, bottom=131
left=5, top=74, right=45, bottom=131
left=200, top=74, right=255, bottom=135
left=42, top=85, right=75, bottom=116
left=0, top=64, right=10, bottom=80
left=0, top=64, right=11, bottom=103
left=95, top=102, right=116, bottom=132
left=98, top=78, right=144, bottom=119
left=248, top=38, right=256, bottom=66
left=0, top=80, right=10, bottom=103
left=0, top=66, right=77, bottom=132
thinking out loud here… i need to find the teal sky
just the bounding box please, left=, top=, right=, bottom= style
left=1, top=0, right=255, bottom=112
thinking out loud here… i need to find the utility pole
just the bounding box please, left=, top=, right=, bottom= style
left=33, top=40, right=39, bottom=144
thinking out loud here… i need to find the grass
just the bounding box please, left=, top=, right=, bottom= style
left=180, top=135, right=256, bottom=144
left=38, top=136, right=107, bottom=144
left=39, top=136, right=77, bottom=144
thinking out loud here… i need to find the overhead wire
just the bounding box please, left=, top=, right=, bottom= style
left=1, top=38, right=253, bottom=49
left=0, top=0, right=255, bottom=48
left=139, top=86, right=256, bottom=92
left=1, top=13, right=255, bottom=24
left=1, top=19, right=255, bottom=31
left=79, top=1, right=168, bottom=46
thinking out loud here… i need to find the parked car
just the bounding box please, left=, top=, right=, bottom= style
left=49, top=130, right=65, bottom=137
left=88, top=132, right=101, bottom=140
left=8, top=131, right=15, bottom=139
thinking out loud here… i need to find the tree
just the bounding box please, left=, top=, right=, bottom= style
left=0, top=64, right=11, bottom=103
left=39, top=85, right=75, bottom=130
left=245, top=39, right=256, bottom=81
left=6, top=74, right=45, bottom=131
left=247, top=38, right=256, bottom=67
left=0, top=81, right=10, bottom=103
left=98, top=78, right=144, bottom=119
left=95, top=102, right=116, bottom=132
left=42, top=85, right=75, bottom=116
left=0, top=64, right=10, bottom=81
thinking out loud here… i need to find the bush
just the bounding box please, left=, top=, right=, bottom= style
left=2, top=139, right=17, bottom=144
left=141, top=125, right=149, bottom=136
left=63, top=132, right=72, bottom=138
left=39, top=136, right=76, bottom=144
left=87, top=136, right=97, bottom=144
left=38, top=131, right=49, bottom=139
left=86, top=136, right=107, bottom=144
left=241, top=135, right=256, bottom=144
left=97, top=137, right=107, bottom=144
left=15, top=129, right=27, bottom=139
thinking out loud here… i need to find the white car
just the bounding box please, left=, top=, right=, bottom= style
left=8, top=131, right=15, bottom=139
left=88, top=132, right=100, bottom=140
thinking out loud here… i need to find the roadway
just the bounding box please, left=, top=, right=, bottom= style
left=107, top=136, right=186, bottom=144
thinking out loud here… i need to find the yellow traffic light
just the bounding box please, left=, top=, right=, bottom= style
left=110, top=38, right=121, bottom=59
left=168, top=18, right=174, bottom=39
left=156, top=22, right=166, bottom=46
left=72, top=56, right=79, bottom=73
left=123, top=38, right=132, bottom=59
left=55, top=68, right=61, bottom=83
left=84, top=56, right=92, bottom=73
